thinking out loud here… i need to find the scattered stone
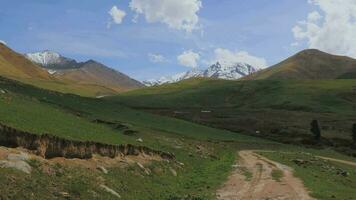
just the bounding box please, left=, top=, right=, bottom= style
left=0, top=160, right=32, bottom=174
left=169, top=167, right=177, bottom=177
left=97, top=166, right=108, bottom=174
left=136, top=138, right=143, bottom=143
left=336, top=169, right=349, bottom=177
left=100, top=185, right=121, bottom=199
left=255, top=130, right=261, bottom=134
left=176, top=161, right=184, bottom=166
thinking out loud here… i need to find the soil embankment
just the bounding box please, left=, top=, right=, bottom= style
left=0, top=123, right=174, bottom=160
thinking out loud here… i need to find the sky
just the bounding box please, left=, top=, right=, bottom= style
left=1, top=0, right=356, bottom=81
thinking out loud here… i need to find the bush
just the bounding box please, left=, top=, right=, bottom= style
left=310, top=120, right=321, bottom=141
left=352, top=123, right=356, bottom=144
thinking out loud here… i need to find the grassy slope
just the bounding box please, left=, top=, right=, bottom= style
left=1, top=77, right=356, bottom=199
left=0, top=76, right=263, bottom=199
left=113, top=78, right=356, bottom=114
left=109, top=78, right=356, bottom=158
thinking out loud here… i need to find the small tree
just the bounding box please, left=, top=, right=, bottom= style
left=352, top=123, right=356, bottom=144
left=310, top=120, right=321, bottom=141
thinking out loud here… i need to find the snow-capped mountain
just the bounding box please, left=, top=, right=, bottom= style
left=25, top=50, right=144, bottom=90
left=25, top=51, right=78, bottom=70
left=144, top=62, right=259, bottom=86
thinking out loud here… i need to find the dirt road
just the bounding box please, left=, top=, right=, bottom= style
left=216, top=150, right=315, bottom=200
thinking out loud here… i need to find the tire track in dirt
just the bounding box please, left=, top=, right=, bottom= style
left=216, top=150, right=315, bottom=200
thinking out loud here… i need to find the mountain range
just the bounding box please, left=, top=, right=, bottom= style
left=144, top=62, right=259, bottom=86
left=25, top=51, right=143, bottom=93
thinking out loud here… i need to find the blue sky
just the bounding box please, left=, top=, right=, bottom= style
left=0, top=0, right=335, bottom=80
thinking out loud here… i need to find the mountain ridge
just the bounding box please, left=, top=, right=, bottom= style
left=144, top=62, right=259, bottom=86
left=25, top=50, right=144, bottom=92
left=244, top=49, right=356, bottom=80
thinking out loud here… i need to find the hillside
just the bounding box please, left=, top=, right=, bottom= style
left=113, top=78, right=356, bottom=155
left=26, top=51, right=144, bottom=91
left=0, top=45, right=141, bottom=96
left=245, top=49, right=356, bottom=80
left=51, top=60, right=143, bottom=92
left=0, top=43, right=52, bottom=80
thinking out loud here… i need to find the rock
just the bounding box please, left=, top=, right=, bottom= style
left=58, top=192, right=70, bottom=198
left=136, top=138, right=143, bottom=143
left=136, top=162, right=150, bottom=175
left=100, top=185, right=121, bottom=199
left=97, top=166, right=108, bottom=174
left=292, top=159, right=309, bottom=166
left=7, top=152, right=30, bottom=161
left=0, top=89, right=6, bottom=94
left=169, top=167, right=177, bottom=177
left=0, top=160, right=32, bottom=174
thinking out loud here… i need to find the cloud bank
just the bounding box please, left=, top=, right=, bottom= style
left=292, top=0, right=356, bottom=58
left=212, top=48, right=268, bottom=68
left=129, top=0, right=202, bottom=32
left=177, top=50, right=200, bottom=68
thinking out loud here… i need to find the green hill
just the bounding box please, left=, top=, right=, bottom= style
left=112, top=78, right=356, bottom=152
left=244, top=49, right=356, bottom=80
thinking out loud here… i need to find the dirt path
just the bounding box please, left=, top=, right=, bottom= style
left=216, top=150, right=315, bottom=200
left=316, top=156, right=356, bottom=167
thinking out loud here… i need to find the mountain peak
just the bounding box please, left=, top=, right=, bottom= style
left=244, top=49, right=356, bottom=80
left=144, top=62, right=260, bottom=86
left=25, top=50, right=77, bottom=69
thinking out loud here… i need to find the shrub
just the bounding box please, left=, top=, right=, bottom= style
left=310, top=120, right=321, bottom=141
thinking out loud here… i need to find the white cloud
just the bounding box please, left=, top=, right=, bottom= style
left=292, top=0, right=356, bottom=58
left=0, top=40, right=6, bottom=45
left=148, top=53, right=167, bottom=63
left=129, top=0, right=202, bottom=32
left=108, top=6, right=126, bottom=27
left=212, top=48, right=268, bottom=68
left=177, top=50, right=200, bottom=68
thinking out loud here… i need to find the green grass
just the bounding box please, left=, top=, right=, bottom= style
left=110, top=78, right=356, bottom=152
left=0, top=76, right=250, bottom=199
left=114, top=78, right=356, bottom=114
left=1, top=76, right=356, bottom=199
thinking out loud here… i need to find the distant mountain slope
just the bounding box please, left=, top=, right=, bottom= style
left=144, top=62, right=259, bottom=86
left=52, top=60, right=144, bottom=91
left=0, top=43, right=51, bottom=80
left=245, top=49, right=356, bottom=80
left=26, top=50, right=144, bottom=92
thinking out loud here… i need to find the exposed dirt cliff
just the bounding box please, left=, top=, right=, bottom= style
left=0, top=124, right=174, bottom=160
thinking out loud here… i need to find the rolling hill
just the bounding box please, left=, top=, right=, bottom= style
left=112, top=77, right=356, bottom=156
left=245, top=49, right=356, bottom=80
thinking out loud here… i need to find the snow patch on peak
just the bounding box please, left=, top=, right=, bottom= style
left=25, top=51, right=75, bottom=67
left=144, top=62, right=260, bottom=86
